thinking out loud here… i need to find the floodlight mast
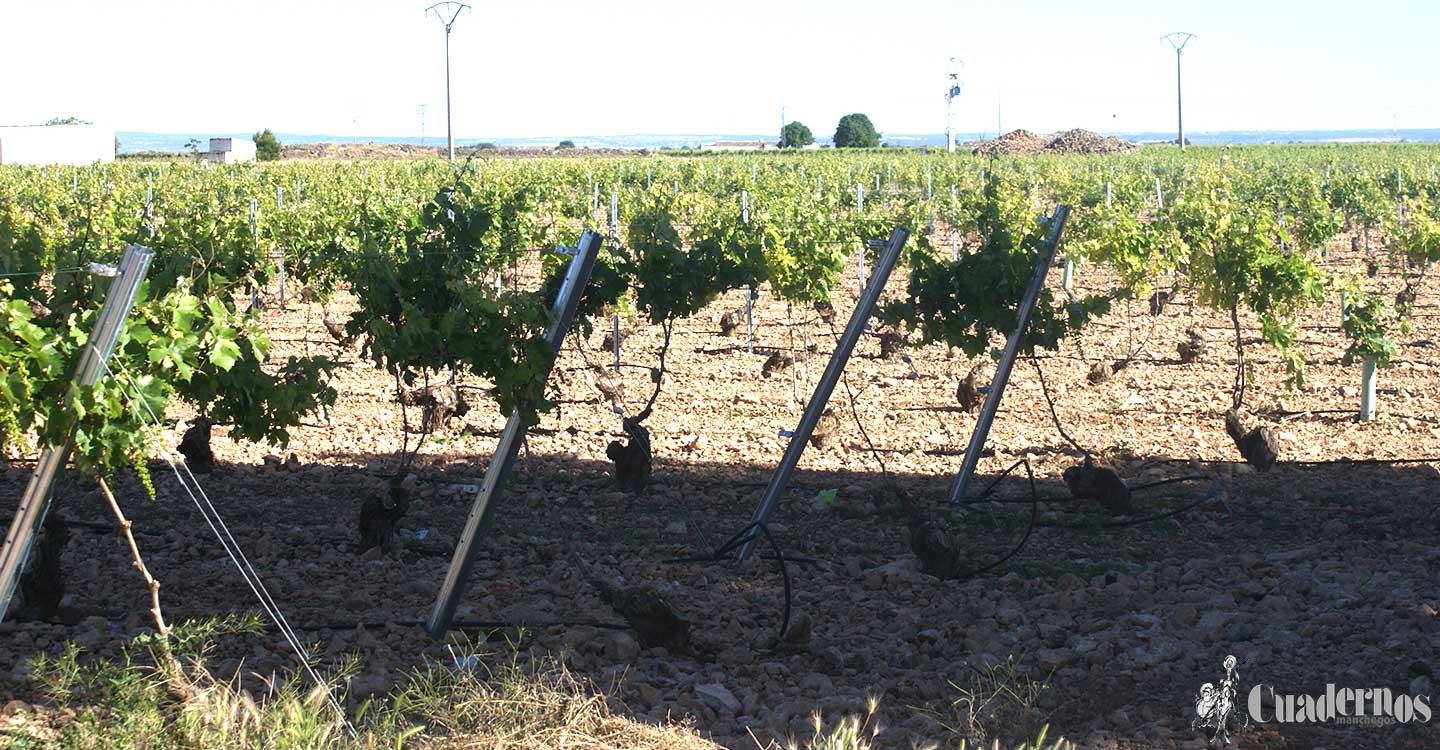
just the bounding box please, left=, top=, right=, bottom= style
left=1162, top=32, right=1195, bottom=151
left=427, top=2, right=470, bottom=163
left=945, top=58, right=963, bottom=154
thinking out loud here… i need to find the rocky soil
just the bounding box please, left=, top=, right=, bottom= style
left=973, top=129, right=1141, bottom=157
left=1, top=230, right=1438, bottom=749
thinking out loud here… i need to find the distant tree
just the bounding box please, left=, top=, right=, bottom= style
left=183, top=138, right=207, bottom=163
left=45, top=116, right=92, bottom=126
left=475, top=142, right=498, bottom=150
left=557, top=139, right=576, bottom=149
left=253, top=129, right=282, bottom=161
left=833, top=113, right=880, bottom=149
left=781, top=121, right=814, bottom=148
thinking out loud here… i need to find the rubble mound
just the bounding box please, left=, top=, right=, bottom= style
left=1046, top=128, right=1141, bottom=154
left=973, top=128, right=1139, bottom=157
left=972, top=129, right=1045, bottom=156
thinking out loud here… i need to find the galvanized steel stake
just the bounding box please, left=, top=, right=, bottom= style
left=427, top=231, right=603, bottom=637
left=947, top=206, right=1071, bottom=506
left=737, top=227, right=910, bottom=560
left=0, top=245, right=154, bottom=622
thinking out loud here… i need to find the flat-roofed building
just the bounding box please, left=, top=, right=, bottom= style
left=207, top=137, right=257, bottom=163
left=0, top=124, right=115, bottom=165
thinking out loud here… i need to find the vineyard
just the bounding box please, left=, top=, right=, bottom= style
left=2, top=146, right=1439, bottom=749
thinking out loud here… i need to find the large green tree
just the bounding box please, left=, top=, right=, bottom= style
left=253, top=129, right=282, bottom=161
left=833, top=113, right=880, bottom=148
left=781, top=121, right=814, bottom=148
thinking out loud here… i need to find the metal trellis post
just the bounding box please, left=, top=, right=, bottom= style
left=947, top=206, right=1071, bottom=506
left=0, top=244, right=154, bottom=622
left=426, top=231, right=603, bottom=637
left=275, top=187, right=287, bottom=305
left=737, top=227, right=910, bottom=560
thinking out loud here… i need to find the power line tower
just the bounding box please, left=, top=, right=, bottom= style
left=426, top=2, right=470, bottom=163
left=945, top=58, right=963, bottom=154
left=1162, top=32, right=1196, bottom=150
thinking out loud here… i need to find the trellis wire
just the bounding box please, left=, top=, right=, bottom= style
left=100, top=356, right=356, bottom=738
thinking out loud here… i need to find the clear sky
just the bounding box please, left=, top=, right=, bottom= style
left=1, top=0, right=1435, bottom=138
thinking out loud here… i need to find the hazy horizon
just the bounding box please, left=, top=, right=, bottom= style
left=5, top=1, right=1435, bottom=139
left=110, top=126, right=1440, bottom=155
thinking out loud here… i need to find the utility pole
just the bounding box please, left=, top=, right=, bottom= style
left=780, top=104, right=786, bottom=148
left=419, top=104, right=427, bottom=147
left=945, top=57, right=963, bottom=153
left=1162, top=32, right=1196, bottom=151
left=427, top=2, right=470, bottom=163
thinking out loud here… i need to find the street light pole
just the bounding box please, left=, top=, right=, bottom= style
left=1162, top=32, right=1195, bottom=151
left=427, top=2, right=470, bottom=163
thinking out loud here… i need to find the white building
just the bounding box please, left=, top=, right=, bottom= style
left=702, top=140, right=779, bottom=151
left=0, top=124, right=114, bottom=165
left=207, top=138, right=257, bottom=163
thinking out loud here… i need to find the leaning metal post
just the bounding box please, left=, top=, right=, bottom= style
left=0, top=245, right=154, bottom=622
left=426, top=231, right=603, bottom=638
left=946, top=206, right=1070, bottom=506
left=737, top=227, right=909, bottom=561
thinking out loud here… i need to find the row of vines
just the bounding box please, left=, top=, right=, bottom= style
left=2, top=145, right=1439, bottom=494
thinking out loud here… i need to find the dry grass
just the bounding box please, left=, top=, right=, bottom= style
left=386, top=644, right=718, bottom=750
left=916, top=656, right=1070, bottom=750
left=786, top=696, right=883, bottom=750
left=0, top=622, right=718, bottom=750
left=2, top=621, right=1071, bottom=750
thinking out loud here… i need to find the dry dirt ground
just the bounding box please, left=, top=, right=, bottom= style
left=2, top=232, right=1438, bottom=750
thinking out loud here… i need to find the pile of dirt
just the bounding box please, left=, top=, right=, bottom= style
left=1046, top=128, right=1140, bottom=155
left=971, top=129, right=1045, bottom=156
left=972, top=128, right=1139, bottom=157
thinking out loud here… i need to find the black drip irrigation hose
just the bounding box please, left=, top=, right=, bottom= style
left=291, top=618, right=631, bottom=632
left=1285, top=457, right=1440, bottom=466
left=946, top=457, right=1043, bottom=581
left=1034, top=477, right=1224, bottom=529
left=1129, top=474, right=1211, bottom=492
left=0, top=516, right=168, bottom=536
left=1028, top=353, right=1091, bottom=461
left=951, top=459, right=1221, bottom=566
left=953, top=473, right=1211, bottom=506
left=657, top=520, right=815, bottom=648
